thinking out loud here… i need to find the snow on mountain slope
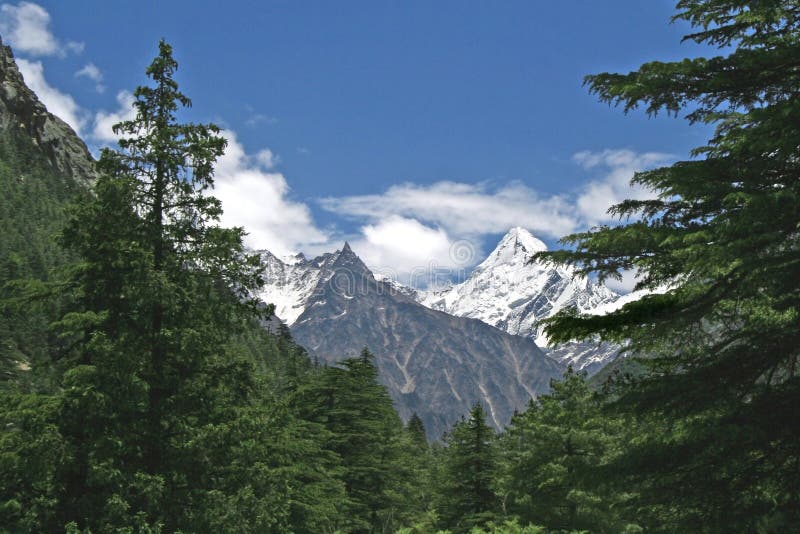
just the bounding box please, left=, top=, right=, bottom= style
left=257, top=249, right=348, bottom=325
left=418, top=227, right=619, bottom=347
left=258, top=227, right=634, bottom=375
left=257, top=243, right=562, bottom=437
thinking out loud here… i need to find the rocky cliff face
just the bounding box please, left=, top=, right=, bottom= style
left=0, top=36, right=96, bottom=186
left=259, top=244, right=563, bottom=438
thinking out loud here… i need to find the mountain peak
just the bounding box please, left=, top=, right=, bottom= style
left=329, top=241, right=372, bottom=277
left=502, top=227, right=547, bottom=254
left=478, top=227, right=547, bottom=268
left=336, top=241, right=363, bottom=264
left=418, top=225, right=618, bottom=354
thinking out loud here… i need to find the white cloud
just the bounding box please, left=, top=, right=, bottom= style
left=319, top=149, right=674, bottom=289
left=91, top=90, right=136, bottom=143
left=320, top=150, right=672, bottom=245
left=255, top=148, right=278, bottom=169
left=75, top=63, right=101, bottom=82
left=321, top=181, right=579, bottom=240
left=245, top=113, right=277, bottom=127
left=65, top=40, right=83, bottom=54
left=213, top=130, right=329, bottom=256
left=0, top=2, right=82, bottom=57
left=75, top=62, right=104, bottom=93
left=320, top=181, right=578, bottom=287
left=350, top=216, right=473, bottom=286
left=16, top=58, right=86, bottom=135
left=573, top=149, right=673, bottom=225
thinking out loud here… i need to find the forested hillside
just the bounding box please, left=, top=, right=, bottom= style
left=1, top=1, right=798, bottom=532
left=0, top=34, right=92, bottom=387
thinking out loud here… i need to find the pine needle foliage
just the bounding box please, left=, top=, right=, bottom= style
left=536, top=1, right=800, bottom=529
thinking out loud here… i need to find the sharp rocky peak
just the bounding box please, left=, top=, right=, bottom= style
left=330, top=241, right=371, bottom=271
left=256, top=241, right=377, bottom=325
left=334, top=241, right=357, bottom=263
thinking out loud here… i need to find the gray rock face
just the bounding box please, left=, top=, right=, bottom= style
left=0, top=37, right=97, bottom=185
left=261, top=244, right=563, bottom=438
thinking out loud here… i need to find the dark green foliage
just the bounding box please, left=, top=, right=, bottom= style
left=0, top=60, right=91, bottom=533
left=407, top=413, right=429, bottom=448
left=403, top=412, right=438, bottom=522
left=226, top=324, right=349, bottom=533
left=0, top=128, right=85, bottom=282
left=0, top=41, right=344, bottom=533
left=435, top=402, right=498, bottom=532
left=537, top=1, right=800, bottom=530
left=294, top=347, right=423, bottom=533
left=46, top=41, right=268, bottom=530
left=0, top=39, right=436, bottom=534
left=0, top=392, right=66, bottom=530
left=5, top=3, right=798, bottom=531
left=0, top=127, right=87, bottom=388
left=497, top=369, right=638, bottom=533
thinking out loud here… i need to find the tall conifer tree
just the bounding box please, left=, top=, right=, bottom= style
left=294, top=347, right=419, bottom=533
left=436, top=403, right=497, bottom=532
left=498, top=369, right=633, bottom=532
left=538, top=1, right=800, bottom=529
left=42, top=41, right=305, bottom=532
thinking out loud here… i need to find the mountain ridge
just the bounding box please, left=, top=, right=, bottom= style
left=0, top=36, right=96, bottom=377
left=257, top=228, right=628, bottom=424
left=258, top=243, right=563, bottom=437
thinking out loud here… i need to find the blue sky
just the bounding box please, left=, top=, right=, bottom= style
left=1, top=1, right=718, bottom=290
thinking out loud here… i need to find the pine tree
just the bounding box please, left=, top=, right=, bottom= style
left=437, top=402, right=497, bottom=532
left=294, top=347, right=418, bottom=533
left=538, top=1, right=800, bottom=529
left=497, top=369, right=634, bottom=532
left=400, top=412, right=436, bottom=526
left=407, top=413, right=429, bottom=449
left=0, top=127, right=88, bottom=390
left=36, top=40, right=302, bottom=532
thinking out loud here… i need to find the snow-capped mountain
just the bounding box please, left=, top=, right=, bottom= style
left=416, top=227, right=622, bottom=373
left=258, top=249, right=339, bottom=325
left=257, top=243, right=562, bottom=438
left=419, top=227, right=617, bottom=345
left=258, top=227, right=627, bottom=375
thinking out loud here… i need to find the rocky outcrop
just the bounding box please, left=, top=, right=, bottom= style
left=0, top=36, right=96, bottom=185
